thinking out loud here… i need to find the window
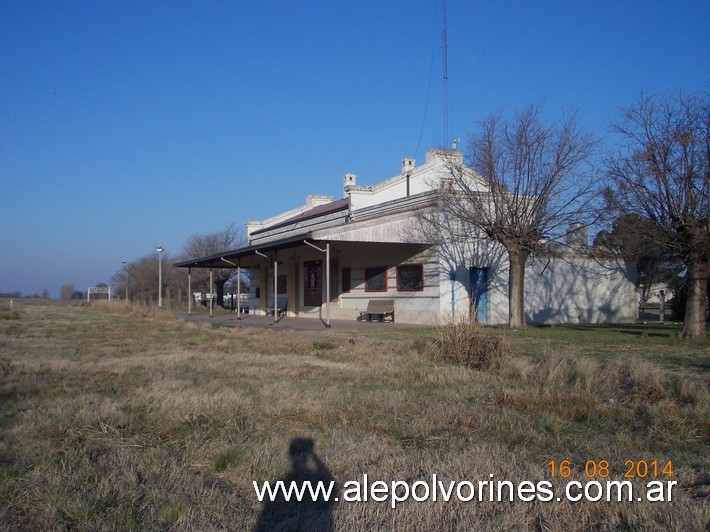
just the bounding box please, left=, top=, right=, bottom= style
left=342, top=267, right=351, bottom=293
left=397, top=264, right=424, bottom=291
left=365, top=266, right=388, bottom=292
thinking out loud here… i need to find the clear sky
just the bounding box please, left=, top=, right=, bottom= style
left=1, top=1, right=708, bottom=298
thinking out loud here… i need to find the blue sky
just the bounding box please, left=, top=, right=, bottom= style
left=1, top=1, right=708, bottom=297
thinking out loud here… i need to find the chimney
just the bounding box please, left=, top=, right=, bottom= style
left=401, top=157, right=415, bottom=175
left=343, top=173, right=357, bottom=198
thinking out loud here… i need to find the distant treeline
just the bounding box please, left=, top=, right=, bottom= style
left=0, top=291, right=51, bottom=299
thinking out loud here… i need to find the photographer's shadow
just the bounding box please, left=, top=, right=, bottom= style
left=254, top=437, right=338, bottom=532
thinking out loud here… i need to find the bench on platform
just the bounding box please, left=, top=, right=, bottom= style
left=266, top=307, right=287, bottom=318
left=357, top=299, right=395, bottom=323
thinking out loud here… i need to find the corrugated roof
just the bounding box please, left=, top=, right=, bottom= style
left=250, top=197, right=350, bottom=236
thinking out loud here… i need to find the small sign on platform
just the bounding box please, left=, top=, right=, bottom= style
left=87, top=286, right=111, bottom=302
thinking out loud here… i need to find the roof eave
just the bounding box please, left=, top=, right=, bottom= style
left=174, top=233, right=320, bottom=269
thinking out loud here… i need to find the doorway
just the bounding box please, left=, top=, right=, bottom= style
left=304, top=260, right=322, bottom=307
left=469, top=267, right=489, bottom=323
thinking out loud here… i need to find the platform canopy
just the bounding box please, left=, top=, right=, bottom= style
left=173, top=233, right=325, bottom=270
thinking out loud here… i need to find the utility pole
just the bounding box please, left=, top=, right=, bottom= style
left=122, top=260, right=128, bottom=301
left=156, top=246, right=164, bottom=308
left=442, top=0, right=449, bottom=147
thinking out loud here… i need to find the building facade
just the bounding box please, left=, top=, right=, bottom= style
left=177, top=149, right=637, bottom=325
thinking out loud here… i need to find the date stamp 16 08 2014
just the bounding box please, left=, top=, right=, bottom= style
left=548, top=459, right=673, bottom=479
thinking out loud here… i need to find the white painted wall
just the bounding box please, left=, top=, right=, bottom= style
left=524, top=256, right=637, bottom=324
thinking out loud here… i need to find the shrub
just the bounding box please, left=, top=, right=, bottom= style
left=0, top=310, right=21, bottom=320
left=428, top=319, right=510, bottom=370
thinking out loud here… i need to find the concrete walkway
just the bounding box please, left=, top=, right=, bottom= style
left=178, top=311, right=425, bottom=331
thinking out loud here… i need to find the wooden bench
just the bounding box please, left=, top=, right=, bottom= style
left=266, top=307, right=287, bottom=318
left=357, top=299, right=395, bottom=323
left=266, top=297, right=288, bottom=318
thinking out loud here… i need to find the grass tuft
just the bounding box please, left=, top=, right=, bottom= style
left=428, top=319, right=511, bottom=370
left=214, top=447, right=246, bottom=472
left=312, top=340, right=337, bottom=351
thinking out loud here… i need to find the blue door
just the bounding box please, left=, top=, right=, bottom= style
left=469, top=267, right=489, bottom=323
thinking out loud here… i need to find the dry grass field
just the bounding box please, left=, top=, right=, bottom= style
left=0, top=301, right=708, bottom=531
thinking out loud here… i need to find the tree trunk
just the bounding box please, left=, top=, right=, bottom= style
left=507, top=246, right=529, bottom=329
left=680, top=257, right=708, bottom=339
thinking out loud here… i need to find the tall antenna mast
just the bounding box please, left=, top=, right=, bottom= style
left=442, top=0, right=449, bottom=147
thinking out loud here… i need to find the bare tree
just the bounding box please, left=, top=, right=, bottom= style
left=179, top=222, right=247, bottom=307
left=113, top=255, right=159, bottom=305
left=605, top=92, right=709, bottom=339
left=110, top=253, right=187, bottom=307
left=435, top=104, right=597, bottom=328
left=59, top=284, right=75, bottom=301
left=109, top=225, right=246, bottom=309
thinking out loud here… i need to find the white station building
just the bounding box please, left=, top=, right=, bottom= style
left=176, top=149, right=638, bottom=326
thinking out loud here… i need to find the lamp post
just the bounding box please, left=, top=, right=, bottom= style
left=156, top=246, right=164, bottom=308
left=122, top=260, right=128, bottom=301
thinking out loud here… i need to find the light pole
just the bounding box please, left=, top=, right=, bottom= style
left=156, top=246, right=164, bottom=308
left=122, top=260, right=128, bottom=301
